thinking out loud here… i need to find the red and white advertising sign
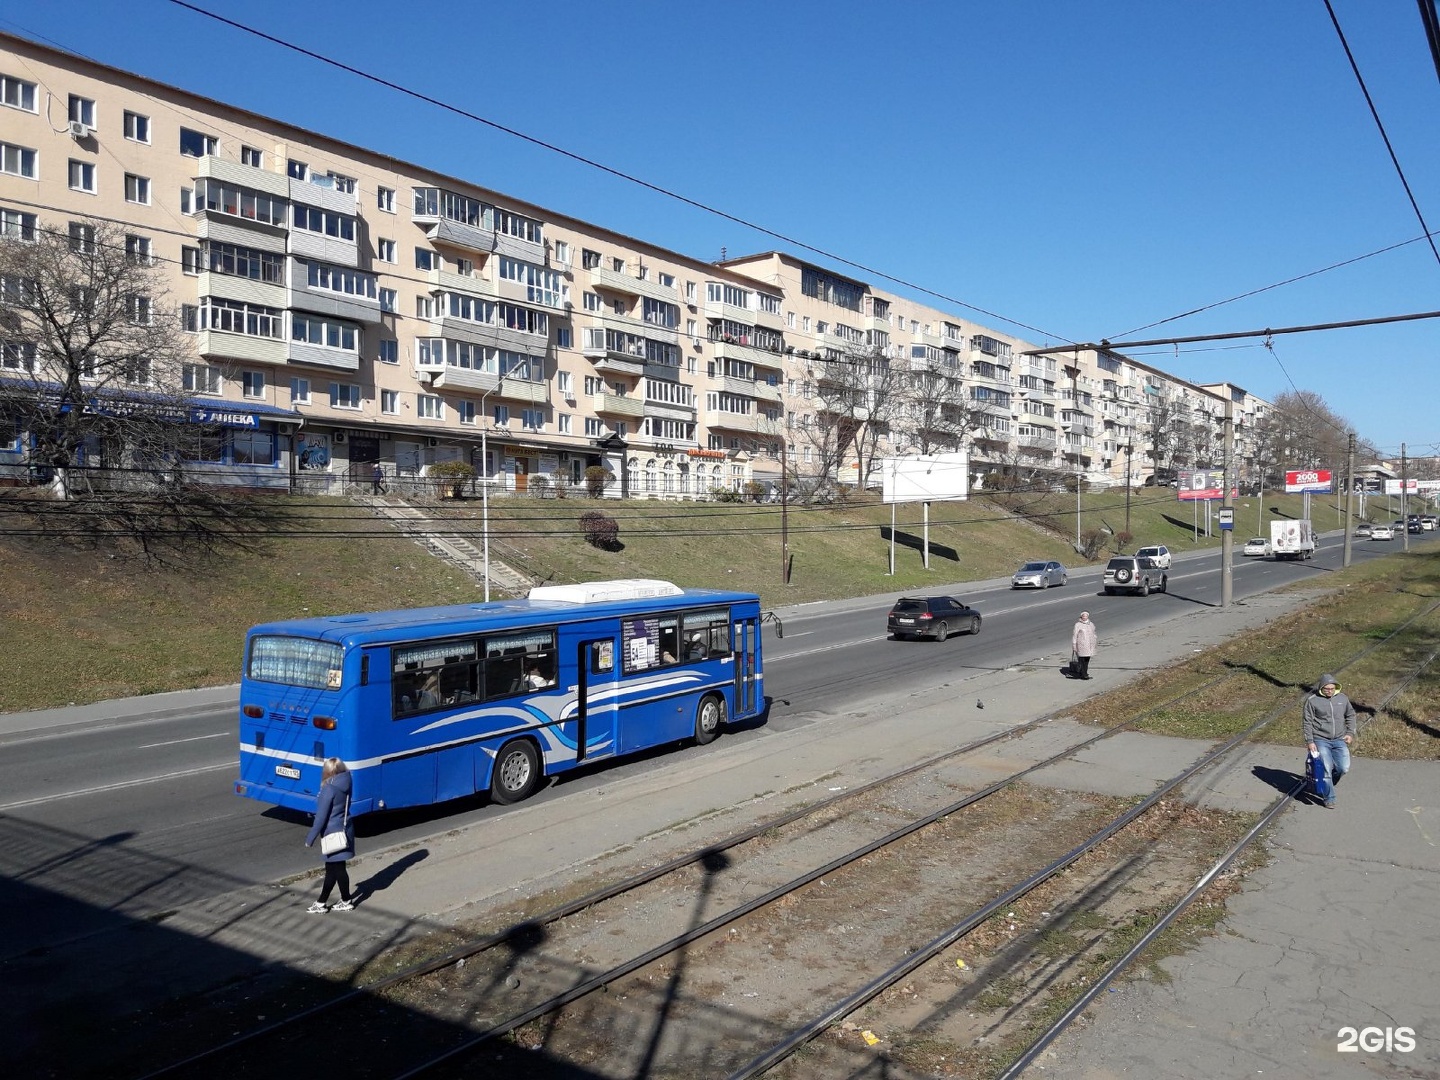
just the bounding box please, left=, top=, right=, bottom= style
left=1285, top=469, right=1333, bottom=494
left=1384, top=479, right=1419, bottom=495
left=1177, top=469, right=1237, bottom=501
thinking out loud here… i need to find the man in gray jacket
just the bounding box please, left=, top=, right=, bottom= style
left=1302, top=673, right=1356, bottom=808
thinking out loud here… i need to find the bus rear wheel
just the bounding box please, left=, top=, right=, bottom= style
left=695, top=694, right=725, bottom=745
left=491, top=739, right=541, bottom=804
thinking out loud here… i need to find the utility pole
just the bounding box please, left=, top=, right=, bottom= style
left=1402, top=443, right=1410, bottom=552
left=1221, top=399, right=1234, bottom=609
left=1124, top=442, right=1133, bottom=539
left=1343, top=433, right=1355, bottom=568
left=781, top=442, right=790, bottom=584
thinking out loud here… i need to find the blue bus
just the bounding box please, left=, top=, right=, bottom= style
left=234, top=579, right=765, bottom=816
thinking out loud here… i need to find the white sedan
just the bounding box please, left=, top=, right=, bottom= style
left=1242, top=537, right=1270, bottom=557
left=1371, top=525, right=1394, bottom=541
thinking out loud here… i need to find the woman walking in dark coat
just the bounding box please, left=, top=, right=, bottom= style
left=304, top=757, right=357, bottom=912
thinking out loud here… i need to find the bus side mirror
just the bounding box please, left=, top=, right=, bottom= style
left=763, top=611, right=783, bottom=639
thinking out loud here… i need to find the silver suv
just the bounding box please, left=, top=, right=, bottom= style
left=1103, top=555, right=1168, bottom=596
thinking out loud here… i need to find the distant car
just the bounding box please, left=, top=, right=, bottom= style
left=1371, top=525, right=1394, bottom=541
left=1134, top=544, right=1172, bottom=569
left=887, top=596, right=982, bottom=641
left=1242, top=537, right=1270, bottom=557
left=1011, top=560, right=1068, bottom=589
left=1423, top=516, right=1437, bottom=531
left=1409, top=521, right=1424, bottom=534
left=1102, top=555, right=1168, bottom=596
left=1353, top=523, right=1372, bottom=539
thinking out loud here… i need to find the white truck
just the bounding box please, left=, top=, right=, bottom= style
left=1270, top=519, right=1316, bottom=560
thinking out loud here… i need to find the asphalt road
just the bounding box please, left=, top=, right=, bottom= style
left=0, top=529, right=1424, bottom=962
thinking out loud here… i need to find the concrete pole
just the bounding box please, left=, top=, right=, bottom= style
left=481, top=385, right=494, bottom=602
left=1342, top=433, right=1354, bottom=568
left=1221, top=399, right=1233, bottom=609
left=1402, top=443, right=1410, bottom=552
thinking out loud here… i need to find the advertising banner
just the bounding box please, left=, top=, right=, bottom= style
left=1384, top=479, right=1420, bottom=495
left=1284, top=469, right=1333, bottom=494
left=1177, top=469, right=1236, bottom=501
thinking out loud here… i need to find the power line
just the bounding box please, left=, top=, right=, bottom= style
left=161, top=0, right=1069, bottom=346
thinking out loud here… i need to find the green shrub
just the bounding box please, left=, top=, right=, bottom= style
left=579, top=510, right=620, bottom=550
left=428, top=460, right=476, bottom=498
left=584, top=465, right=614, bottom=498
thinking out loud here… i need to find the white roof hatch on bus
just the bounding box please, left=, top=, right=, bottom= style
left=528, top=579, right=685, bottom=604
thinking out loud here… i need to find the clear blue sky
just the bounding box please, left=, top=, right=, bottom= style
left=7, top=0, right=1439, bottom=458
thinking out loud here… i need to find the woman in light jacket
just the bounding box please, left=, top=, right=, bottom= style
left=1071, top=611, right=1098, bottom=680
left=304, top=757, right=357, bottom=912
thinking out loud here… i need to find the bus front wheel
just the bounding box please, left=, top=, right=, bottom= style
left=695, top=694, right=725, bottom=745
left=491, top=739, right=541, bottom=804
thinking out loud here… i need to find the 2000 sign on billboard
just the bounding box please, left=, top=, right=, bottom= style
left=1285, top=469, right=1333, bottom=494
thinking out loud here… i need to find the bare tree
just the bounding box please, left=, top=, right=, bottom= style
left=0, top=217, right=280, bottom=561
left=895, top=356, right=991, bottom=456
left=791, top=347, right=904, bottom=493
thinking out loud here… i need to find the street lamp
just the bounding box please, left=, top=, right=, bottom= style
left=1062, top=421, right=1081, bottom=551
left=480, top=383, right=496, bottom=603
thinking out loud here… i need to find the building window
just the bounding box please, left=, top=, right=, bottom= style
left=379, top=288, right=397, bottom=313
left=584, top=375, right=602, bottom=395
left=291, top=315, right=358, bottom=351
left=200, top=297, right=282, bottom=338
left=493, top=404, right=510, bottom=425
left=184, top=363, right=222, bottom=395
left=585, top=417, right=601, bottom=436
left=380, top=389, right=398, bottom=415
left=287, top=159, right=308, bottom=180
left=553, top=240, right=569, bottom=264
left=556, top=327, right=572, bottom=349
left=522, top=409, right=544, bottom=431
left=124, top=173, right=150, bottom=205
left=242, top=371, right=265, bottom=399
left=558, top=414, right=571, bottom=434
left=457, top=400, right=475, bottom=425
left=127, top=296, right=152, bottom=325
left=611, top=257, right=624, bottom=272
left=377, top=186, right=395, bottom=213
left=179, top=127, right=216, bottom=157
left=69, top=160, right=97, bottom=193
left=1, top=342, right=36, bottom=371
left=377, top=238, right=396, bottom=263
left=325, top=172, right=356, bottom=194
left=179, top=304, right=197, bottom=332
left=415, top=295, right=433, bottom=319
left=292, top=205, right=355, bottom=241
left=417, top=394, right=443, bottom=420
left=0, top=208, right=37, bottom=240
left=125, top=235, right=152, bottom=266
left=68, top=222, right=95, bottom=253
left=378, top=339, right=398, bottom=364
left=290, top=377, right=311, bottom=404
left=329, top=382, right=361, bottom=409
left=123, top=356, right=151, bottom=386
left=414, top=247, right=434, bottom=271
left=241, top=145, right=262, bottom=168
left=0, top=143, right=36, bottom=180
left=68, top=95, right=96, bottom=128
left=659, top=272, right=675, bottom=287
left=180, top=186, right=193, bottom=215
left=583, top=292, right=600, bottom=312
left=123, top=110, right=149, bottom=142
left=557, top=371, right=573, bottom=397
left=582, top=249, right=601, bottom=270
left=0, top=74, right=37, bottom=112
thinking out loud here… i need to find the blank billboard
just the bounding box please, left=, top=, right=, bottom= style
left=881, top=452, right=970, bottom=504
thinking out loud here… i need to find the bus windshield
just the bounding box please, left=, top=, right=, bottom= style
left=248, top=635, right=344, bottom=690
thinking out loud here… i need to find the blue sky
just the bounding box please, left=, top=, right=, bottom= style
left=7, top=0, right=1440, bottom=457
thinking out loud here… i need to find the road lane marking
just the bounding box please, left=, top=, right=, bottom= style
left=0, top=762, right=236, bottom=812
left=136, top=732, right=231, bottom=749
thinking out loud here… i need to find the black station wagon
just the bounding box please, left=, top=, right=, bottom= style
left=887, top=596, right=982, bottom=641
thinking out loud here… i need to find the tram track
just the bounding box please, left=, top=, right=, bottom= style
left=136, top=598, right=1440, bottom=1080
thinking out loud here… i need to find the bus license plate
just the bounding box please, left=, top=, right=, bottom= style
left=275, top=765, right=301, bottom=779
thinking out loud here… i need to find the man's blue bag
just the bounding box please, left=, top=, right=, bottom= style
left=1307, top=750, right=1332, bottom=802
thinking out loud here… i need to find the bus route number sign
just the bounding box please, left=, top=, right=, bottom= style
left=1218, top=507, right=1234, bottom=530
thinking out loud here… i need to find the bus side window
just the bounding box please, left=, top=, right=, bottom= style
left=658, top=624, right=680, bottom=664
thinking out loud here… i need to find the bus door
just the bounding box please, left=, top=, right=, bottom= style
left=733, top=615, right=760, bottom=717
left=558, top=624, right=619, bottom=764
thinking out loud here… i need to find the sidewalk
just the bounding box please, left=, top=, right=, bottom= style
left=7, top=579, right=1437, bottom=1077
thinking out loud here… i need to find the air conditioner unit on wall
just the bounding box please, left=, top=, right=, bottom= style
left=68, top=120, right=92, bottom=140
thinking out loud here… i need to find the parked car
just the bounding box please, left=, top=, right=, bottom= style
left=1353, top=522, right=1372, bottom=539
left=1102, top=556, right=1168, bottom=596
left=1242, top=537, right=1270, bottom=557
left=1134, top=544, right=1172, bottom=569
left=887, top=596, right=982, bottom=641
left=1371, top=525, right=1394, bottom=541
left=1011, top=560, right=1068, bottom=589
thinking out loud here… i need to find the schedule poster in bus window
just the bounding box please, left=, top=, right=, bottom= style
left=623, top=615, right=677, bottom=672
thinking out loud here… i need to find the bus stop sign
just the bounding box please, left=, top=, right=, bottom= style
left=1218, top=506, right=1234, bottom=530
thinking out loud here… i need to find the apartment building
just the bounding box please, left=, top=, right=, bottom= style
left=0, top=31, right=1268, bottom=500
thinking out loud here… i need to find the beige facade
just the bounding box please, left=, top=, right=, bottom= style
left=0, top=32, right=1268, bottom=499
